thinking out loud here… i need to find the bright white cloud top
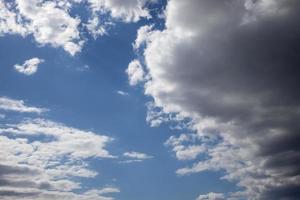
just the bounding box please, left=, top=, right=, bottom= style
left=126, top=59, right=145, bottom=86
left=14, top=57, right=44, bottom=75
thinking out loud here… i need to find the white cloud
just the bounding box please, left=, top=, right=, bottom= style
left=14, top=57, right=44, bottom=75
left=123, top=151, right=152, bottom=159
left=0, top=97, right=117, bottom=199
left=133, top=25, right=153, bottom=49
left=117, top=90, right=129, bottom=96
left=0, top=118, right=114, bottom=159
left=0, top=0, right=83, bottom=55
left=122, top=151, right=152, bottom=163
left=88, top=0, right=151, bottom=23
left=16, top=0, right=83, bottom=56
left=98, top=187, right=120, bottom=195
left=126, top=59, right=145, bottom=86
left=0, top=0, right=154, bottom=54
left=0, top=96, right=47, bottom=113
left=165, top=134, right=207, bottom=161
left=196, top=192, right=225, bottom=200
left=0, top=1, right=28, bottom=36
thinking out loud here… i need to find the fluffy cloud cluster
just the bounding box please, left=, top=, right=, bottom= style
left=0, top=96, right=117, bottom=200
left=129, top=0, right=300, bottom=199
left=14, top=57, right=44, bottom=75
left=0, top=0, right=154, bottom=55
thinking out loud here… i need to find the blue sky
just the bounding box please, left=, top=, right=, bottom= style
left=1, top=1, right=300, bottom=200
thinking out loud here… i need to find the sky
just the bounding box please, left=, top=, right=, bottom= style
left=0, top=0, right=299, bottom=200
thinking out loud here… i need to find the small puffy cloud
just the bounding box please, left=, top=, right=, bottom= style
left=123, top=151, right=153, bottom=159
left=197, top=192, right=225, bottom=200
left=98, top=187, right=120, bottom=195
left=126, top=59, right=145, bottom=86
left=14, top=57, right=44, bottom=75
left=117, top=90, right=129, bottom=96
left=122, top=151, right=152, bottom=163
left=0, top=96, right=47, bottom=114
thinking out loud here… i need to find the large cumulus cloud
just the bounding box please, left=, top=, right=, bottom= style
left=130, top=0, right=300, bottom=199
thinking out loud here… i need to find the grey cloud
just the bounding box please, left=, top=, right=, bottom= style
left=0, top=164, right=38, bottom=176
left=133, top=0, right=300, bottom=198
left=0, top=190, right=39, bottom=197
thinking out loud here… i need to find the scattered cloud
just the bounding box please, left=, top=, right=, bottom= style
left=129, top=0, right=300, bottom=198
left=0, top=97, right=116, bottom=200
left=0, top=0, right=155, bottom=55
left=117, top=90, right=129, bottom=96
left=121, top=151, right=153, bottom=163
left=0, top=96, right=47, bottom=114
left=165, top=134, right=206, bottom=161
left=0, top=0, right=83, bottom=55
left=126, top=59, right=145, bottom=86
left=98, top=187, right=120, bottom=195
left=88, top=0, right=151, bottom=23
left=196, top=192, right=225, bottom=200
left=123, top=151, right=152, bottom=159
left=133, top=25, right=153, bottom=49
left=76, top=64, right=90, bottom=72
left=14, top=57, right=44, bottom=75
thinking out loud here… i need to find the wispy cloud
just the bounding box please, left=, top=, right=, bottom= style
left=196, top=192, right=225, bottom=200
left=0, top=97, right=47, bottom=114
left=117, top=90, right=129, bottom=96
left=121, top=151, right=153, bottom=163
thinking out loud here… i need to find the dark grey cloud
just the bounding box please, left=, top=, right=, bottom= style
left=133, top=0, right=300, bottom=198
